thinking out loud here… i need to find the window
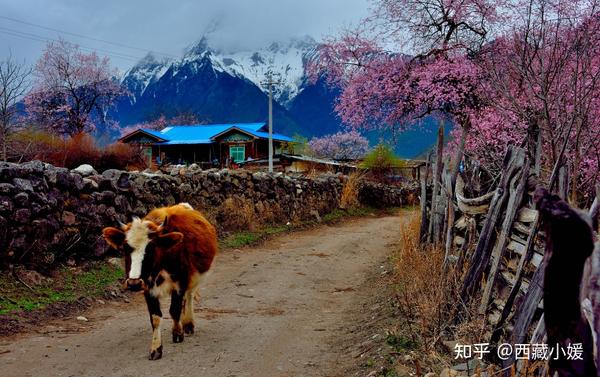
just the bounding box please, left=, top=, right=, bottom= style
left=230, top=145, right=245, bottom=163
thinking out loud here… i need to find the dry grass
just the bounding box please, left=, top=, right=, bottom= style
left=215, top=197, right=257, bottom=232
left=8, top=130, right=146, bottom=171
left=392, top=213, right=487, bottom=370
left=340, top=171, right=364, bottom=209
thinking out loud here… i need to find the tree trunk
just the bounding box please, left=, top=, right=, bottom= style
left=0, top=127, right=6, bottom=162
left=526, top=118, right=542, bottom=176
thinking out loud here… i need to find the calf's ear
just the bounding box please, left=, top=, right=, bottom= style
left=156, top=232, right=184, bottom=250
left=103, top=227, right=126, bottom=249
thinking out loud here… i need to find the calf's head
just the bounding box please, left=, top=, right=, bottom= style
left=102, top=217, right=183, bottom=291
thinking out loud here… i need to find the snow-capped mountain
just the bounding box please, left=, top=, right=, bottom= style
left=112, top=35, right=339, bottom=138
left=121, top=35, right=318, bottom=108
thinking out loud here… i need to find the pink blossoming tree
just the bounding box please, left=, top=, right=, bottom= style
left=25, top=39, right=123, bottom=137
left=308, top=130, right=370, bottom=160
left=311, top=0, right=600, bottom=200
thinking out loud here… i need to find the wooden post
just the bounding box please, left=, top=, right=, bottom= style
left=558, top=164, right=569, bottom=200
left=429, top=121, right=445, bottom=244
left=589, top=184, right=600, bottom=232
left=535, top=187, right=597, bottom=376
left=444, top=121, right=469, bottom=265
left=443, top=166, right=454, bottom=265
left=419, top=152, right=432, bottom=243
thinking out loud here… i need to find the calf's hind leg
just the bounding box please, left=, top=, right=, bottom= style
left=144, top=292, right=163, bottom=360
left=170, top=290, right=184, bottom=343
left=182, top=288, right=196, bottom=334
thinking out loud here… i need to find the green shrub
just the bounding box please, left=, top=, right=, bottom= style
left=360, top=144, right=404, bottom=177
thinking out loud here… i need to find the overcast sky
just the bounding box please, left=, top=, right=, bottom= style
left=0, top=0, right=370, bottom=72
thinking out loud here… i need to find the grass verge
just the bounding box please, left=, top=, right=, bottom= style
left=364, top=212, right=486, bottom=376
left=0, top=263, right=123, bottom=316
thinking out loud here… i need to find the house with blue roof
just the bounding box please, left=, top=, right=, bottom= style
left=119, top=122, right=294, bottom=167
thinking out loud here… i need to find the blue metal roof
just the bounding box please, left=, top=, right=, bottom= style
left=237, top=125, right=294, bottom=142
left=157, top=125, right=232, bottom=144
left=140, top=122, right=293, bottom=145
left=139, top=128, right=168, bottom=140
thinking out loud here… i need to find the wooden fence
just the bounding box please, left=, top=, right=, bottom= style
left=419, top=141, right=600, bottom=377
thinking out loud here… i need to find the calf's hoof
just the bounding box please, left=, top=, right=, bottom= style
left=149, top=345, right=163, bottom=360
left=183, top=323, right=194, bottom=335
left=172, top=332, right=184, bottom=343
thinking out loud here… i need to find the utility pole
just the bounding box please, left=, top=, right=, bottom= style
left=261, top=70, right=281, bottom=173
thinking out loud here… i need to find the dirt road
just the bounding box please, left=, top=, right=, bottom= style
left=0, top=214, right=406, bottom=377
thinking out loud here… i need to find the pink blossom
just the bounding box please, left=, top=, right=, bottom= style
left=308, top=130, right=370, bottom=160
left=24, top=39, right=124, bottom=136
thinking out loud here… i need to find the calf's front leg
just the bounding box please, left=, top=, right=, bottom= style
left=144, top=292, right=163, bottom=360
left=170, top=290, right=184, bottom=343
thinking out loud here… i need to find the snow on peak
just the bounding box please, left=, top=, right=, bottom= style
left=121, top=52, right=172, bottom=99
left=208, top=36, right=318, bottom=105
left=122, top=36, right=319, bottom=106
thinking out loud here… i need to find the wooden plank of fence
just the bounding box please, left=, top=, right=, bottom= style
left=490, top=211, right=539, bottom=346
left=419, top=153, right=432, bottom=243
left=479, top=159, right=530, bottom=314
left=510, top=251, right=544, bottom=345
left=460, top=146, right=527, bottom=301
left=455, top=174, right=495, bottom=215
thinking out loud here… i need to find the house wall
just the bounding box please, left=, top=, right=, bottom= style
left=218, top=140, right=284, bottom=165
left=152, top=144, right=214, bottom=165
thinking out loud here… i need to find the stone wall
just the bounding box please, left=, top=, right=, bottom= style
left=0, top=161, right=417, bottom=270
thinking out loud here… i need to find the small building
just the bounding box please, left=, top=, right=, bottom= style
left=120, top=122, right=293, bottom=168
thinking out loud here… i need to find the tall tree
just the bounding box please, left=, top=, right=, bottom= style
left=0, top=54, right=30, bottom=162
left=311, top=0, right=600, bottom=198
left=24, top=39, right=123, bottom=137
left=308, top=0, right=501, bottom=171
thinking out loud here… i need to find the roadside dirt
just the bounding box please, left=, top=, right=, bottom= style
left=0, top=213, right=410, bottom=377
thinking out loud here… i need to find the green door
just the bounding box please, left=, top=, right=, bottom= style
left=230, top=145, right=245, bottom=163
left=143, top=147, right=153, bottom=166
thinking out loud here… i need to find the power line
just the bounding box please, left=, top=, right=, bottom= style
left=0, top=27, right=145, bottom=63
left=0, top=29, right=141, bottom=63
left=0, top=15, right=177, bottom=59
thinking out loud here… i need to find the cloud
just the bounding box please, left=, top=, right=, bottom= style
left=0, top=0, right=369, bottom=70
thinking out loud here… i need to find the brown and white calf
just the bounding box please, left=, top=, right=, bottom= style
left=102, top=203, right=217, bottom=360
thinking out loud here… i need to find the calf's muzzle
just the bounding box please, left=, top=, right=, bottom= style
left=126, top=278, right=144, bottom=291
